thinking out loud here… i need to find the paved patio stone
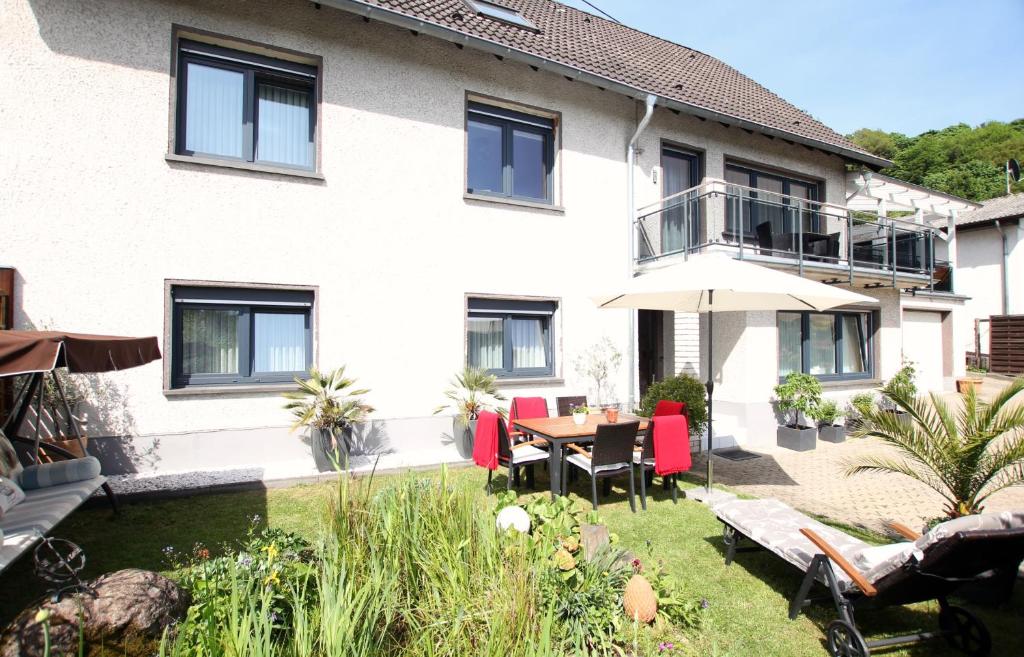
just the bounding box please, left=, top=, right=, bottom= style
left=692, top=437, right=1024, bottom=534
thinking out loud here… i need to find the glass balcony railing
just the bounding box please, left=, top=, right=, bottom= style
left=635, top=179, right=949, bottom=291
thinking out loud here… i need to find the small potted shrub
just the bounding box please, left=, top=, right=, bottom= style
left=881, top=362, right=916, bottom=425
left=433, top=367, right=506, bottom=459
left=810, top=399, right=844, bottom=443
left=571, top=403, right=589, bottom=425
left=845, top=392, right=876, bottom=431
left=283, top=366, right=373, bottom=472
left=773, top=373, right=821, bottom=451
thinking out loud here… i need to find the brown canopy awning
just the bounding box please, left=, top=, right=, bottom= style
left=0, top=331, right=161, bottom=377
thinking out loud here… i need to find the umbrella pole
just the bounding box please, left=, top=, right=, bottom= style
left=705, top=298, right=714, bottom=493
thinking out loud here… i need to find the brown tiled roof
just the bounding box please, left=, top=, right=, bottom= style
left=956, top=193, right=1024, bottom=227
left=334, top=0, right=886, bottom=165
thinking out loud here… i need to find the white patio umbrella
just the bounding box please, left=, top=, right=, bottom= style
left=593, top=252, right=878, bottom=497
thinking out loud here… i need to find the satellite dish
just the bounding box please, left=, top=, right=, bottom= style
left=1009, top=159, right=1021, bottom=183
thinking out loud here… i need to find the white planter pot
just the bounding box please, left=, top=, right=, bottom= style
left=572, top=413, right=587, bottom=426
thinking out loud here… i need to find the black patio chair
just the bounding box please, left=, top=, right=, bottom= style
left=486, top=415, right=548, bottom=494
left=555, top=395, right=588, bottom=417
left=633, top=420, right=685, bottom=510
left=562, top=421, right=639, bottom=512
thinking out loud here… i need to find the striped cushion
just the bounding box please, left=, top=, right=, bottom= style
left=18, top=457, right=102, bottom=490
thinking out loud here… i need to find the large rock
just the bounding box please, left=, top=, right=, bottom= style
left=1, top=569, right=190, bottom=657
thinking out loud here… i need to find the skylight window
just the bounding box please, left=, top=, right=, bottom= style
left=467, top=0, right=537, bottom=30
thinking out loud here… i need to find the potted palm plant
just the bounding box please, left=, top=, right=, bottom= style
left=810, top=399, right=844, bottom=443
left=773, top=373, right=822, bottom=451
left=433, top=367, right=506, bottom=459
left=283, top=366, right=373, bottom=472
left=847, top=376, right=1024, bottom=602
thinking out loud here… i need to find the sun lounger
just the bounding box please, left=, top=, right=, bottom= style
left=714, top=498, right=1024, bottom=657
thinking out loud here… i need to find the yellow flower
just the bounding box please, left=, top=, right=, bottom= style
left=262, top=543, right=279, bottom=561
left=264, top=570, right=281, bottom=587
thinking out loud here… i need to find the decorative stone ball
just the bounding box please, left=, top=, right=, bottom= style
left=623, top=573, right=658, bottom=623
left=496, top=505, right=531, bottom=533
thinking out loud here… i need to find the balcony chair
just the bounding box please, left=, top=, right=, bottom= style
left=715, top=498, right=1024, bottom=657
left=555, top=395, right=588, bottom=417
left=476, top=411, right=548, bottom=495
left=562, top=421, right=639, bottom=512
left=633, top=415, right=691, bottom=510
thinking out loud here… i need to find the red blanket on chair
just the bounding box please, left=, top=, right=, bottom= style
left=652, top=415, right=691, bottom=476
left=472, top=411, right=500, bottom=470
left=653, top=400, right=686, bottom=417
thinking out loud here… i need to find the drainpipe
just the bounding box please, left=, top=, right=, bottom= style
left=626, top=94, right=657, bottom=411
left=995, top=220, right=1010, bottom=314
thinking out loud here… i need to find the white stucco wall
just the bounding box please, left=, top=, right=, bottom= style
left=956, top=221, right=1024, bottom=356
left=1, top=0, right=905, bottom=473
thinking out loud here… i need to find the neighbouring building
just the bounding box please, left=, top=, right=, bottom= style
left=0, top=0, right=977, bottom=479
left=955, top=193, right=1024, bottom=369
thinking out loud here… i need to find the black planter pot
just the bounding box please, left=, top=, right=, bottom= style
left=311, top=426, right=350, bottom=472
left=452, top=416, right=478, bottom=459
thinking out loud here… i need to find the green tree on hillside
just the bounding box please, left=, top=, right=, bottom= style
left=849, top=119, right=1024, bottom=201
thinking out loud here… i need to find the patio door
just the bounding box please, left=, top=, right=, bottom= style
left=661, top=147, right=700, bottom=253
left=639, top=310, right=673, bottom=396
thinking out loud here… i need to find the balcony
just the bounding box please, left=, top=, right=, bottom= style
left=635, top=179, right=950, bottom=291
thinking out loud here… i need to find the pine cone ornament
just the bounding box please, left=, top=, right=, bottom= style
left=623, top=573, right=657, bottom=623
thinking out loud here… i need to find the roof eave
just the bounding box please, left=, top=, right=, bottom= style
left=313, top=0, right=893, bottom=169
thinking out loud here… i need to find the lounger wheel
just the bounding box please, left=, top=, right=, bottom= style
left=826, top=620, right=869, bottom=657
left=939, top=605, right=991, bottom=656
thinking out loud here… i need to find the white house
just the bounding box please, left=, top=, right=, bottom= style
left=0, top=0, right=973, bottom=481
left=954, top=193, right=1024, bottom=364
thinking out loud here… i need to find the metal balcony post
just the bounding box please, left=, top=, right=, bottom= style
left=738, top=193, right=744, bottom=260
left=796, top=206, right=803, bottom=277
left=891, top=220, right=897, bottom=288
left=929, top=230, right=935, bottom=293
left=848, top=211, right=854, bottom=285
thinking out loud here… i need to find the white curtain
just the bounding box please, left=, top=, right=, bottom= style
left=777, top=313, right=802, bottom=376
left=841, top=315, right=866, bottom=373
left=254, top=312, right=305, bottom=372
left=468, top=318, right=503, bottom=369
left=510, top=318, right=546, bottom=369
left=257, top=84, right=311, bottom=168
left=185, top=63, right=244, bottom=158
left=808, top=315, right=836, bottom=375
left=182, top=308, right=239, bottom=375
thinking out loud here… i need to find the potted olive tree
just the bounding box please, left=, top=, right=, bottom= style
left=433, top=367, right=506, bottom=459
left=773, top=373, right=821, bottom=451
left=810, top=399, right=844, bottom=443
left=283, top=366, right=373, bottom=472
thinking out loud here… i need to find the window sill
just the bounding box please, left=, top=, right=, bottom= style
left=165, top=153, right=325, bottom=181
left=164, top=383, right=299, bottom=397
left=464, top=193, right=564, bottom=213
left=818, top=379, right=881, bottom=390
left=495, top=377, right=565, bottom=388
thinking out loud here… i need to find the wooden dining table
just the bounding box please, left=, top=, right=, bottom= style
left=512, top=414, right=649, bottom=499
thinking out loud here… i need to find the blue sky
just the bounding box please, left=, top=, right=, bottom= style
left=559, top=0, right=1024, bottom=137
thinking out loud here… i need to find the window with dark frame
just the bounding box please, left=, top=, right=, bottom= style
left=466, top=101, right=554, bottom=203
left=175, top=39, right=317, bottom=170
left=725, top=164, right=821, bottom=240
left=171, top=286, right=313, bottom=388
left=778, top=310, right=872, bottom=381
left=467, top=298, right=555, bottom=378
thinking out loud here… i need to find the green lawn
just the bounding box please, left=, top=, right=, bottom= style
left=2, top=466, right=1021, bottom=656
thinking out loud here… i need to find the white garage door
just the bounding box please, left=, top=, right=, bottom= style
left=902, top=310, right=945, bottom=393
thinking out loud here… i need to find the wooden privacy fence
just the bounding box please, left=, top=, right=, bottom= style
left=990, top=314, right=1024, bottom=376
